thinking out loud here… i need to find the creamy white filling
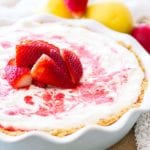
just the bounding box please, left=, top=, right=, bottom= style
left=0, top=22, right=144, bottom=130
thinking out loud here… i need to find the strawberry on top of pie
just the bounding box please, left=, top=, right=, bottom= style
left=5, top=40, right=83, bottom=89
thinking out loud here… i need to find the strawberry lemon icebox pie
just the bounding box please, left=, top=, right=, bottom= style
left=0, top=17, right=147, bottom=137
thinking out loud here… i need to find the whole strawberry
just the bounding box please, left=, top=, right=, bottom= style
left=64, top=0, right=88, bottom=17
left=131, top=24, right=150, bottom=53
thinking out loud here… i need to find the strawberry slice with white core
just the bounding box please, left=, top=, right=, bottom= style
left=62, top=49, right=83, bottom=84
left=7, top=58, right=16, bottom=66
left=16, top=40, right=60, bottom=68
left=5, top=65, right=32, bottom=89
left=31, top=54, right=74, bottom=88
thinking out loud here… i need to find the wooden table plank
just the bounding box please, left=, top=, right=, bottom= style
left=109, top=128, right=136, bottom=150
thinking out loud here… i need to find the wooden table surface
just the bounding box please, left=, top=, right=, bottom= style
left=110, top=128, right=136, bottom=150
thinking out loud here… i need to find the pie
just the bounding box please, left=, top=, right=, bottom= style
left=0, top=21, right=146, bottom=137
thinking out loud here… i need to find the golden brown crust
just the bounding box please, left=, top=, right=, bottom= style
left=44, top=125, right=84, bottom=137
left=98, top=79, right=147, bottom=126
left=117, top=41, right=145, bottom=72
left=0, top=42, right=147, bottom=137
left=0, top=126, right=84, bottom=137
left=97, top=41, right=147, bottom=126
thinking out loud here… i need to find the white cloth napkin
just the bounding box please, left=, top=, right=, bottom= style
left=135, top=113, right=150, bottom=150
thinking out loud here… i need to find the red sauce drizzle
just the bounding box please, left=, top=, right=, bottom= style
left=24, top=96, right=34, bottom=105
left=36, top=92, right=65, bottom=116
left=1, top=41, right=12, bottom=49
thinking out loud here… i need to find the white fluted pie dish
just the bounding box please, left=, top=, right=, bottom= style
left=0, top=14, right=149, bottom=150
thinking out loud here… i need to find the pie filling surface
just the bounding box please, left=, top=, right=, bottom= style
left=0, top=22, right=144, bottom=132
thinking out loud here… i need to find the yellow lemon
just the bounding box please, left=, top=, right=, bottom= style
left=85, top=1, right=133, bottom=33
left=44, top=0, right=72, bottom=18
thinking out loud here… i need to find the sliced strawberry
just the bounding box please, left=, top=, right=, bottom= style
left=16, top=40, right=60, bottom=68
left=62, top=49, right=83, bottom=84
left=64, top=0, right=88, bottom=17
left=32, top=79, right=47, bottom=88
left=7, top=58, right=16, bottom=66
left=31, top=54, right=74, bottom=88
left=131, top=24, right=150, bottom=53
left=47, top=47, right=70, bottom=77
left=5, top=65, right=32, bottom=88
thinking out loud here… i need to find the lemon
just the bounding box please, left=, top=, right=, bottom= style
left=44, top=0, right=72, bottom=18
left=85, top=1, right=133, bottom=33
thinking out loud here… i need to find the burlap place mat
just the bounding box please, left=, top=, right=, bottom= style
left=109, top=128, right=136, bottom=150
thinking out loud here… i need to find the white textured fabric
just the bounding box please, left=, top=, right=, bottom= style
left=135, top=113, right=150, bottom=150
